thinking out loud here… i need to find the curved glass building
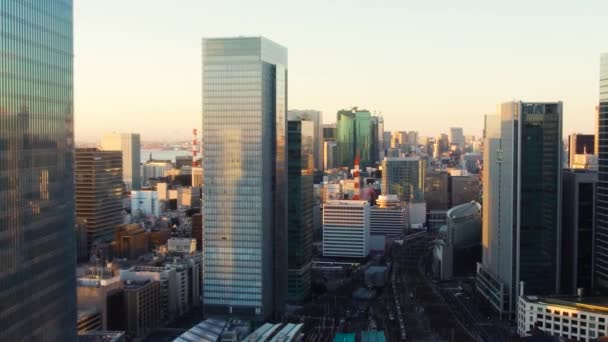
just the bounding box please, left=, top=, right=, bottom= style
left=0, top=1, right=76, bottom=340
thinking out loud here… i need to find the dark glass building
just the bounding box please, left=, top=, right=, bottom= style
left=287, top=120, right=314, bottom=303
left=596, top=53, right=608, bottom=291
left=476, top=102, right=562, bottom=315
left=0, top=1, right=76, bottom=340
left=202, top=37, right=287, bottom=319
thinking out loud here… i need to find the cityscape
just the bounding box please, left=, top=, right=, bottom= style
left=2, top=1, right=608, bottom=342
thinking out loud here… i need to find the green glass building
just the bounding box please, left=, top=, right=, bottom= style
left=0, top=1, right=76, bottom=340
left=287, top=120, right=314, bottom=303
left=336, top=108, right=378, bottom=168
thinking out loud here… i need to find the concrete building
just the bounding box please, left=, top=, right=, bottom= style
left=131, top=189, right=161, bottom=217
left=381, top=157, right=425, bottom=203
left=77, top=269, right=123, bottom=331
left=450, top=174, right=481, bottom=207
left=142, top=161, right=173, bottom=186
left=597, top=53, right=608, bottom=292
left=175, top=155, right=192, bottom=169
left=114, top=224, right=149, bottom=260
left=517, top=293, right=608, bottom=341
left=462, top=152, right=482, bottom=174
left=323, top=200, right=370, bottom=258
left=370, top=195, right=406, bottom=237
left=123, top=279, right=160, bottom=339
left=324, top=141, right=338, bottom=170
left=191, top=167, right=203, bottom=187
left=167, top=238, right=197, bottom=254
left=101, top=133, right=141, bottom=191
left=449, top=127, right=465, bottom=149
left=476, top=102, right=562, bottom=315
left=76, top=148, right=124, bottom=253
left=561, top=169, right=597, bottom=295
left=77, top=308, right=102, bottom=333
left=202, top=36, right=288, bottom=319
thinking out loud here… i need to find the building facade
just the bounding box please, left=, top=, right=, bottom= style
left=288, top=110, right=322, bottom=172
left=517, top=294, right=608, bottom=342
left=477, top=102, right=562, bottom=315
left=0, top=1, right=77, bottom=340
left=336, top=108, right=377, bottom=168
left=568, top=134, right=595, bottom=169
left=596, top=53, right=608, bottom=292
left=287, top=120, right=314, bottom=303
left=101, top=133, right=141, bottom=191
left=370, top=195, right=406, bottom=237
left=322, top=200, right=370, bottom=258
left=381, top=157, right=425, bottom=203
left=561, top=169, right=597, bottom=295
left=449, top=127, right=465, bottom=149
left=202, top=36, right=288, bottom=319
left=76, top=148, right=124, bottom=252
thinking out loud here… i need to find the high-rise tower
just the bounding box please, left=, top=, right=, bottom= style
left=476, top=101, right=562, bottom=315
left=596, top=54, right=608, bottom=291
left=202, top=36, right=287, bottom=319
left=0, top=1, right=77, bottom=340
left=101, top=133, right=141, bottom=191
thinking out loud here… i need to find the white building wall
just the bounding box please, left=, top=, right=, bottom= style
left=322, top=201, right=369, bottom=258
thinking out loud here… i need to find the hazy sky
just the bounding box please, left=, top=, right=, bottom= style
left=74, top=0, right=608, bottom=142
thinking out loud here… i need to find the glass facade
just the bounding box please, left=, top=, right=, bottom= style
left=597, top=54, right=608, bottom=290
left=287, top=120, right=314, bottom=303
left=517, top=103, right=561, bottom=296
left=0, top=1, right=76, bottom=341
left=381, top=157, right=425, bottom=203
left=202, top=37, right=287, bottom=319
left=336, top=108, right=377, bottom=168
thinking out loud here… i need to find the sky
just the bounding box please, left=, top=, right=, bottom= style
left=74, top=0, right=608, bottom=142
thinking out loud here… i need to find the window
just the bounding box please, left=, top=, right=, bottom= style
left=563, top=319, right=569, bottom=324
left=573, top=313, right=578, bottom=318
left=546, top=309, right=551, bottom=313
left=581, top=314, right=587, bottom=319
left=563, top=326, right=569, bottom=332
left=545, top=315, right=552, bottom=320
left=553, top=324, right=559, bottom=330
left=600, top=317, right=605, bottom=323
left=581, top=328, right=586, bottom=335
left=599, top=324, right=605, bottom=330
left=554, top=310, right=560, bottom=315
left=563, top=312, right=569, bottom=317
left=572, top=327, right=578, bottom=333
left=581, top=322, right=587, bottom=327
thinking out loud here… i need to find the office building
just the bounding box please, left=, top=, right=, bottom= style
left=142, top=161, right=172, bottom=186
left=561, top=169, right=597, bottom=295
left=322, top=123, right=336, bottom=142
left=131, top=189, right=161, bottom=217
left=450, top=174, right=481, bottom=207
left=517, top=293, right=608, bottom=341
left=192, top=213, right=203, bottom=251
left=76, top=149, right=124, bottom=252
left=449, top=127, right=465, bottom=149
left=568, top=134, right=595, bottom=168
left=381, top=157, right=425, bottom=203
left=123, top=280, right=160, bottom=339
left=324, top=141, right=338, bottom=170
left=77, top=268, right=123, bottom=331
left=77, top=308, right=102, bottom=333
left=192, top=167, right=203, bottom=187
left=202, top=36, right=287, bottom=319
left=0, top=2, right=77, bottom=340
left=322, top=200, right=370, bottom=258
left=289, top=110, right=323, bottom=171
left=476, top=102, right=562, bottom=315
left=175, top=155, right=192, bottom=169
left=101, top=133, right=141, bottom=191
left=370, top=195, right=407, bottom=237
left=287, top=120, right=314, bottom=303
left=433, top=201, right=481, bottom=280
left=113, top=224, right=149, bottom=260
left=596, top=53, right=608, bottom=292
left=336, top=107, right=378, bottom=168
left=462, top=152, right=482, bottom=174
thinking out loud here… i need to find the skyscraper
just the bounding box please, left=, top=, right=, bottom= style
left=75, top=148, right=124, bottom=254
left=596, top=53, right=608, bottom=291
left=288, top=110, right=323, bottom=172
left=0, top=1, right=77, bottom=340
left=476, top=101, right=562, bottom=315
left=336, top=107, right=377, bottom=168
left=381, top=157, right=425, bottom=203
left=287, top=119, right=314, bottom=303
left=449, top=127, right=465, bottom=149
left=101, top=133, right=141, bottom=191
left=202, top=36, right=287, bottom=319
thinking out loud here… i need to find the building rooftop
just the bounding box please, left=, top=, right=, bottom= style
left=78, top=331, right=125, bottom=342
left=447, top=201, right=481, bottom=220
left=522, top=295, right=608, bottom=315
left=173, top=318, right=228, bottom=342
left=123, top=279, right=152, bottom=290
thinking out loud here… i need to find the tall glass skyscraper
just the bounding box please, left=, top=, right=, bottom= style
left=202, top=37, right=287, bottom=319
left=287, top=119, right=314, bottom=303
left=336, top=107, right=377, bottom=168
left=0, top=1, right=76, bottom=340
left=596, top=54, right=608, bottom=291
left=476, top=101, right=562, bottom=315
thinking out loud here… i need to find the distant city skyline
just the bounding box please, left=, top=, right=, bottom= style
left=74, top=0, right=607, bottom=140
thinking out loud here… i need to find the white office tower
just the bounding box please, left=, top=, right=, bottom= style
left=370, top=195, right=406, bottom=237
left=323, top=200, right=370, bottom=258
left=101, top=133, right=141, bottom=190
